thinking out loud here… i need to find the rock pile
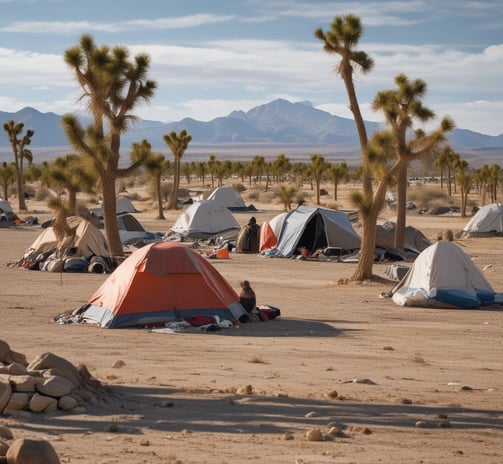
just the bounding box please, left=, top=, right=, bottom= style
left=0, top=339, right=107, bottom=416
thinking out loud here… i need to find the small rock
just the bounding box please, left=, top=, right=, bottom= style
left=415, top=420, right=428, bottom=428
left=305, top=428, right=324, bottom=441
left=0, top=425, right=13, bottom=440
left=237, top=385, right=253, bottom=395
left=111, top=360, right=126, bottom=369
left=305, top=411, right=318, bottom=418
left=352, top=378, right=377, bottom=385
left=283, top=432, right=294, bottom=440
left=326, top=390, right=338, bottom=399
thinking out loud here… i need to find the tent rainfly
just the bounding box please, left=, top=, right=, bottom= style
left=74, top=242, right=247, bottom=328
left=260, top=205, right=361, bottom=257
left=391, top=241, right=498, bottom=309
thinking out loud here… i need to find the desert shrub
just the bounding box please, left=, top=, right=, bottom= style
left=246, top=188, right=261, bottom=201
left=233, top=182, right=246, bottom=193
left=320, top=188, right=329, bottom=196
left=34, top=186, right=53, bottom=201
left=324, top=201, right=338, bottom=210
left=161, top=182, right=173, bottom=202
left=407, top=185, right=451, bottom=209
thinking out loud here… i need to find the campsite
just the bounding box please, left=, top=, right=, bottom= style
left=1, top=182, right=502, bottom=464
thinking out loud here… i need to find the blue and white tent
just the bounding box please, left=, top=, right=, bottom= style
left=392, top=241, right=498, bottom=309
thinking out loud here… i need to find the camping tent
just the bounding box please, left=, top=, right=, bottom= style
left=169, top=200, right=240, bottom=239
left=259, top=212, right=288, bottom=251
left=461, top=203, right=503, bottom=237
left=206, top=186, right=255, bottom=211
left=116, top=196, right=140, bottom=214
left=391, top=241, right=497, bottom=309
left=374, top=219, right=431, bottom=253
left=74, top=241, right=247, bottom=328
left=262, top=205, right=361, bottom=257
left=20, top=216, right=110, bottom=271
left=0, top=199, right=13, bottom=213
left=113, top=213, right=160, bottom=245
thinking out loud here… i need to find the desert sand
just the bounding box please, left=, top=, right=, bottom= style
left=1, top=184, right=502, bottom=464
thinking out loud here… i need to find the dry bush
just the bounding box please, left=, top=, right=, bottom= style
left=34, top=186, right=53, bottom=201
left=407, top=185, right=451, bottom=209
left=233, top=182, right=246, bottom=193
left=245, top=187, right=261, bottom=201
left=324, top=201, right=339, bottom=210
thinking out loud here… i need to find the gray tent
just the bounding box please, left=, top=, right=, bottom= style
left=273, top=205, right=361, bottom=258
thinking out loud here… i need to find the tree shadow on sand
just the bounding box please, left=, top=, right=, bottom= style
left=10, top=384, right=502, bottom=437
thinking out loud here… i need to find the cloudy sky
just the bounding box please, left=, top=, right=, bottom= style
left=1, top=0, right=502, bottom=135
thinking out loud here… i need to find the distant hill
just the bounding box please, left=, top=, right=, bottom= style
left=1, top=99, right=502, bottom=166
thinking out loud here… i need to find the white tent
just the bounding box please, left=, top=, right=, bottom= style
left=392, top=241, right=497, bottom=309
left=169, top=200, right=240, bottom=239
left=264, top=205, right=361, bottom=257
left=206, top=186, right=248, bottom=210
left=461, top=203, right=503, bottom=237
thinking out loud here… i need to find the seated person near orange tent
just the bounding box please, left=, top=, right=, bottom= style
left=239, top=280, right=256, bottom=313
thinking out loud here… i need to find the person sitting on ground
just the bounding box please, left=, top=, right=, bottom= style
left=239, top=280, right=256, bottom=313
left=236, top=216, right=260, bottom=253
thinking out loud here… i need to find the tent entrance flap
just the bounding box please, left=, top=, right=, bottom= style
left=298, top=215, right=327, bottom=252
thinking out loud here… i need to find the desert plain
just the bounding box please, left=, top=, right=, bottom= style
left=0, top=183, right=502, bottom=464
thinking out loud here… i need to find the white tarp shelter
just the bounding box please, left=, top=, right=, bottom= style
left=461, top=203, right=503, bottom=237
left=392, top=241, right=497, bottom=309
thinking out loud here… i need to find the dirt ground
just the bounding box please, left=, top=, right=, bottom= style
left=1, top=185, right=502, bottom=464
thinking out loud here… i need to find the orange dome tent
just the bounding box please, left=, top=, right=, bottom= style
left=74, top=242, right=246, bottom=328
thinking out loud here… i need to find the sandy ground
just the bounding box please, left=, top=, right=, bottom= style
left=1, top=187, right=502, bottom=464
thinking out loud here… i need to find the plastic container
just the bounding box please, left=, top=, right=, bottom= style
left=216, top=248, right=230, bottom=259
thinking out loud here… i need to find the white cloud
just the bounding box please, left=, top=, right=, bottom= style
left=0, top=14, right=236, bottom=34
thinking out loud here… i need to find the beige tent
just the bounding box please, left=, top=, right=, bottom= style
left=23, top=216, right=109, bottom=265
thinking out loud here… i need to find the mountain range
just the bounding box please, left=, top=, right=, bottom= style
left=1, top=99, right=502, bottom=166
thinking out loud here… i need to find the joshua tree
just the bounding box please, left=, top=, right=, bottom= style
left=278, top=185, right=297, bottom=211
left=328, top=162, right=349, bottom=201
left=164, top=129, right=192, bottom=210
left=0, top=162, right=16, bottom=201
left=61, top=35, right=156, bottom=257
left=45, top=154, right=97, bottom=214
left=309, top=154, right=329, bottom=205
left=3, top=121, right=34, bottom=210
left=144, top=151, right=170, bottom=219
left=372, top=74, right=454, bottom=249
left=316, top=14, right=380, bottom=280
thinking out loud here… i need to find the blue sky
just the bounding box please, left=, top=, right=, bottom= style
left=1, top=0, right=502, bottom=135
